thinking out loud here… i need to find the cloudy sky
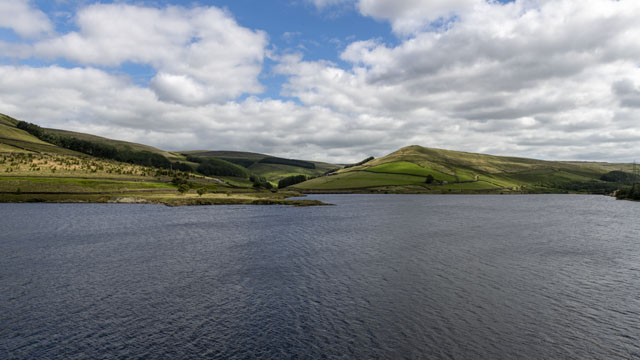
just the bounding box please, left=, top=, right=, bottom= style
left=1, top=0, right=640, bottom=163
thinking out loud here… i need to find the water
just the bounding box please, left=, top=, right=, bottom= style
left=1, top=195, right=639, bottom=359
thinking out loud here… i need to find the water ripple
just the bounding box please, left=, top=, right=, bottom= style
left=1, top=195, right=639, bottom=359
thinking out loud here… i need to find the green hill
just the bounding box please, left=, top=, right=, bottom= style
left=293, top=145, right=626, bottom=193
left=3, top=113, right=635, bottom=195
left=0, top=113, right=338, bottom=188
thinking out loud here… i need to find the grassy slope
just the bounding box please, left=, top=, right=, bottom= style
left=0, top=113, right=19, bottom=127
left=0, top=115, right=86, bottom=156
left=295, top=145, right=612, bottom=192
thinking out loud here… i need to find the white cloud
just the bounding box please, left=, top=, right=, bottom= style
left=12, top=4, right=268, bottom=105
left=274, top=0, right=640, bottom=161
left=0, top=0, right=53, bottom=38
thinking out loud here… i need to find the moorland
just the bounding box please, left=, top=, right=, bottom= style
left=1, top=113, right=638, bottom=204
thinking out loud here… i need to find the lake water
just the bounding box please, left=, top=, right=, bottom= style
left=1, top=195, right=639, bottom=359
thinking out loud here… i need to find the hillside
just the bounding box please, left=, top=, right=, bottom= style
left=0, top=120, right=86, bottom=156
left=2, top=113, right=636, bottom=196
left=0, top=113, right=326, bottom=206
left=294, top=145, right=629, bottom=193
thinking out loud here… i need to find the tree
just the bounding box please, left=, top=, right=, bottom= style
left=425, top=175, right=434, bottom=184
left=196, top=188, right=207, bottom=197
left=177, top=183, right=189, bottom=194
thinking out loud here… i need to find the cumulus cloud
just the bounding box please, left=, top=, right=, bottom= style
left=0, top=0, right=53, bottom=38
left=274, top=0, right=640, bottom=161
left=8, top=3, right=268, bottom=105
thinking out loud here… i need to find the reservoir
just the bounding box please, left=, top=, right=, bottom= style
left=1, top=195, right=639, bottom=359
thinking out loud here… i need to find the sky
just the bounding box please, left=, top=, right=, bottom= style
left=1, top=0, right=640, bottom=163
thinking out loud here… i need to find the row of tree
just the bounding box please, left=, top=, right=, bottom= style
left=278, top=175, right=308, bottom=188
left=258, top=156, right=316, bottom=169
left=343, top=156, right=374, bottom=169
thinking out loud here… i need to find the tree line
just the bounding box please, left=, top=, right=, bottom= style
left=343, top=156, right=374, bottom=169
left=278, top=175, right=308, bottom=188
left=258, top=157, right=316, bottom=169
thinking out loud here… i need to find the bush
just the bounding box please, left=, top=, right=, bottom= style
left=196, top=188, right=207, bottom=197
left=425, top=175, right=435, bottom=184
left=177, top=184, right=190, bottom=194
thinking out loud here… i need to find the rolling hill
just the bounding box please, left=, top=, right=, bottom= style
left=0, top=113, right=339, bottom=186
left=293, top=145, right=633, bottom=193
left=2, top=113, right=636, bottom=195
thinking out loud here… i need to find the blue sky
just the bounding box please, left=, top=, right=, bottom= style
left=1, top=0, right=640, bottom=162
left=3, top=0, right=399, bottom=100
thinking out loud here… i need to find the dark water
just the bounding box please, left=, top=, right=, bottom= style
left=1, top=195, right=639, bottom=359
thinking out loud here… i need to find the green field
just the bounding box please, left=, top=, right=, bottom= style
left=297, top=171, right=427, bottom=190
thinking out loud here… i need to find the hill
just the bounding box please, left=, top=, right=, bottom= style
left=0, top=113, right=322, bottom=206
left=2, top=113, right=636, bottom=196
left=293, top=145, right=631, bottom=194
